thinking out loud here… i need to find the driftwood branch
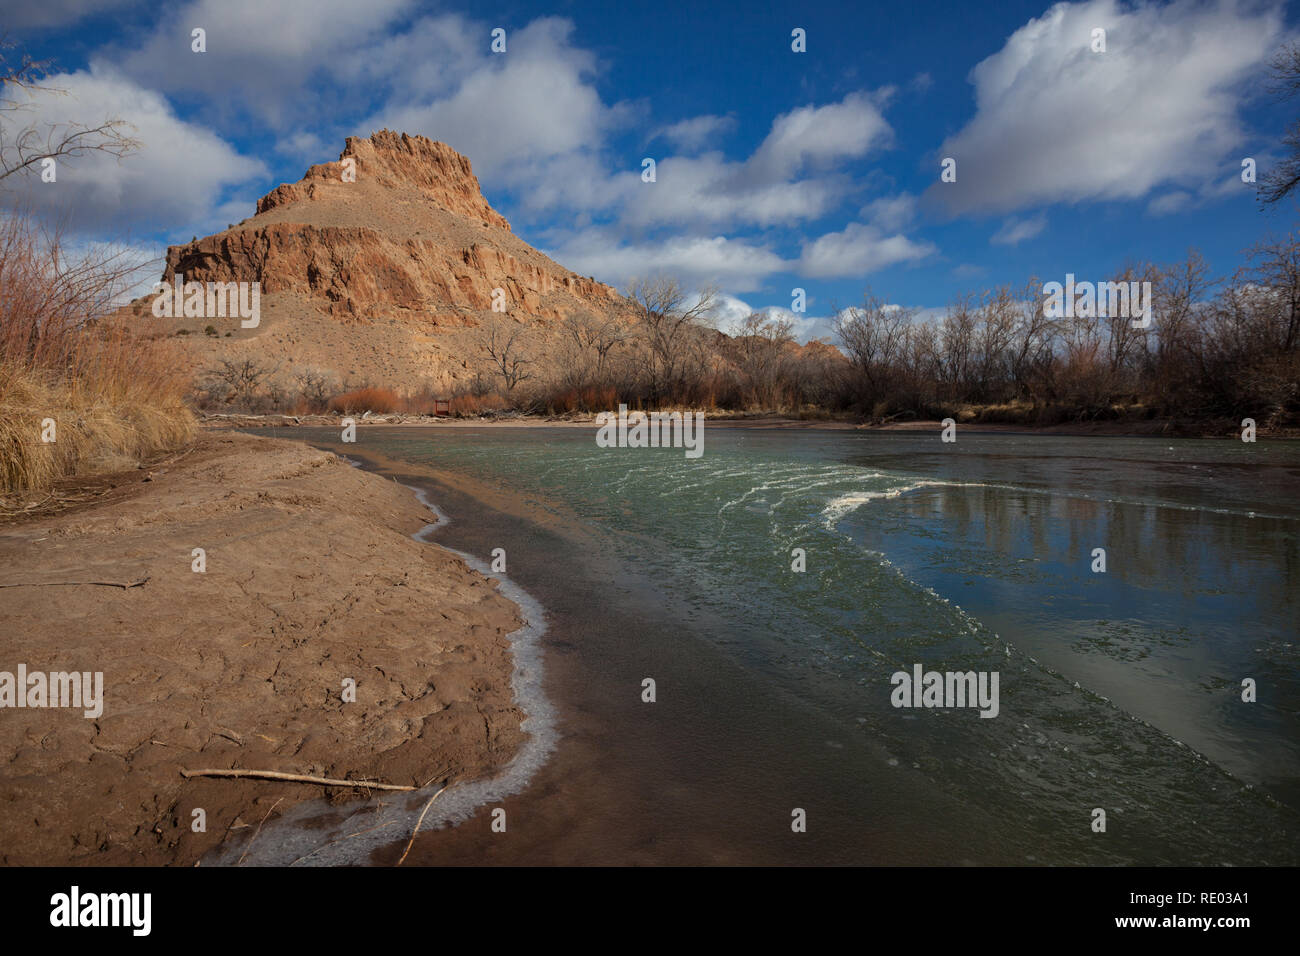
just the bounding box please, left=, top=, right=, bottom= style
left=0, top=576, right=149, bottom=589
left=180, top=768, right=414, bottom=791
left=238, top=796, right=283, bottom=866
left=397, top=782, right=451, bottom=866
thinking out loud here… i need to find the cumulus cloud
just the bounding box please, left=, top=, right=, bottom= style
left=623, top=154, right=850, bottom=228
left=621, top=93, right=893, bottom=229
left=861, top=193, right=918, bottom=231
left=656, top=114, right=737, bottom=152
left=3, top=0, right=135, bottom=29
left=546, top=233, right=789, bottom=293
left=990, top=213, right=1048, bottom=245
left=367, top=18, right=627, bottom=181
left=120, top=0, right=416, bottom=123
left=2, top=65, right=266, bottom=233
left=759, top=305, right=841, bottom=344
left=746, top=93, right=892, bottom=181
left=798, top=222, right=936, bottom=278
left=708, top=293, right=758, bottom=330
left=1147, top=191, right=1193, bottom=215
left=929, top=0, right=1284, bottom=215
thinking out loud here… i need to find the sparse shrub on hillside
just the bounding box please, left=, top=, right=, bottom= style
left=199, top=358, right=280, bottom=411
left=296, top=367, right=337, bottom=412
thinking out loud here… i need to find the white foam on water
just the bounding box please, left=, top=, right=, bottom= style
left=204, top=481, right=557, bottom=866
left=411, top=486, right=451, bottom=527
left=820, top=479, right=955, bottom=530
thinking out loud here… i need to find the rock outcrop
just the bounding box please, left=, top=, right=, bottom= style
left=149, top=131, right=626, bottom=390
left=164, top=130, right=619, bottom=326
left=254, top=131, right=512, bottom=229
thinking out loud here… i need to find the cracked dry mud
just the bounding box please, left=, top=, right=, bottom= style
left=0, top=431, right=526, bottom=865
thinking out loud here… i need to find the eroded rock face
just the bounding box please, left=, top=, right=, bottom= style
left=161, top=130, right=620, bottom=328
left=254, top=131, right=512, bottom=230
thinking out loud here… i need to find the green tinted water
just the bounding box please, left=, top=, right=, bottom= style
left=333, top=426, right=1300, bottom=864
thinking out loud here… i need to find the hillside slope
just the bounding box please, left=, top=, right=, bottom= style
left=130, top=130, right=626, bottom=393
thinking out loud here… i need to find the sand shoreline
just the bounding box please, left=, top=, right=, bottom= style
left=212, top=478, right=557, bottom=866
left=0, top=432, right=533, bottom=865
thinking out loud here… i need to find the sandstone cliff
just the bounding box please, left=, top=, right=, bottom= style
left=144, top=131, right=626, bottom=392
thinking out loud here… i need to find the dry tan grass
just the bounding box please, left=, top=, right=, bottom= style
left=0, top=365, right=194, bottom=493
left=0, top=213, right=195, bottom=494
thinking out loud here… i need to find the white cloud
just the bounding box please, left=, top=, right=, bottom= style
left=990, top=213, right=1047, bottom=245
left=746, top=93, right=892, bottom=181
left=275, top=130, right=328, bottom=160
left=546, top=233, right=789, bottom=293
left=930, top=0, right=1284, bottom=215
left=120, top=0, right=416, bottom=123
left=368, top=18, right=625, bottom=181
left=798, top=223, right=936, bottom=278
left=656, top=114, right=737, bottom=152
left=620, top=93, right=893, bottom=229
left=757, top=305, right=840, bottom=344
left=1147, top=190, right=1193, bottom=215
left=709, top=293, right=757, bottom=330
left=622, top=153, right=850, bottom=228
left=2, top=64, right=266, bottom=234
left=61, top=237, right=168, bottom=303
left=3, top=0, right=134, bottom=29
left=861, top=193, right=918, bottom=231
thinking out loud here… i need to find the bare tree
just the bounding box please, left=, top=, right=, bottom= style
left=1240, top=232, right=1300, bottom=351
left=560, top=310, right=627, bottom=384
left=481, top=319, right=533, bottom=394
left=297, top=366, right=337, bottom=411
left=209, top=357, right=279, bottom=409
left=834, top=292, right=916, bottom=408
left=626, top=276, right=717, bottom=403
left=1008, top=277, right=1054, bottom=399
left=0, top=39, right=139, bottom=184
left=0, top=213, right=157, bottom=369
left=937, top=295, right=976, bottom=400
left=1259, top=42, right=1300, bottom=206
left=729, top=312, right=794, bottom=409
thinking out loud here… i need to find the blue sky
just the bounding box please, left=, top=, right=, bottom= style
left=5, top=0, right=1298, bottom=340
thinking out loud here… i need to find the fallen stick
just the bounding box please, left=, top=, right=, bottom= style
left=238, top=796, right=283, bottom=866
left=181, top=768, right=414, bottom=791
left=0, top=576, right=150, bottom=589
left=397, top=781, right=451, bottom=866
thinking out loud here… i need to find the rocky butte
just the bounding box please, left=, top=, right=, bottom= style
left=135, top=130, right=627, bottom=392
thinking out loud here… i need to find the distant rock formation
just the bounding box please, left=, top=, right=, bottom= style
left=163, top=130, right=620, bottom=329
